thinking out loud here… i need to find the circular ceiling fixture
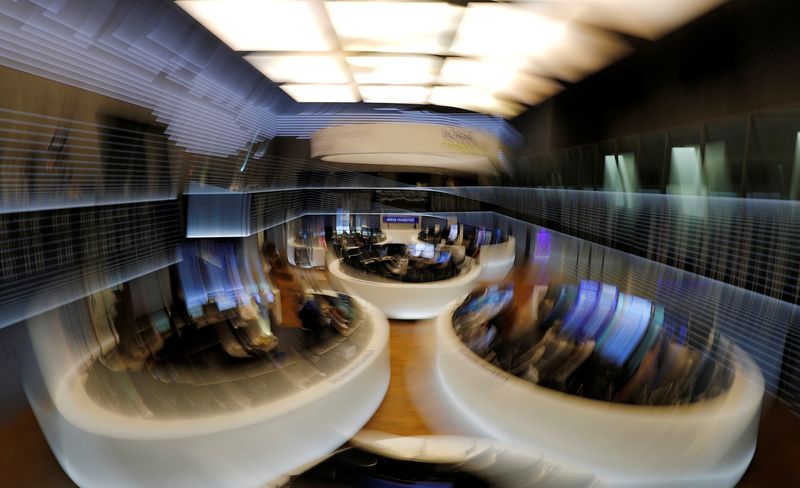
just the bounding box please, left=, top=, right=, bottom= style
left=310, top=123, right=505, bottom=175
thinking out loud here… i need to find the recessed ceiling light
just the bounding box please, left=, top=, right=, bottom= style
left=429, top=86, right=524, bottom=118
left=438, top=58, right=562, bottom=104
left=523, top=22, right=631, bottom=83
left=347, top=55, right=441, bottom=85
left=358, top=85, right=431, bottom=104
left=244, top=54, right=349, bottom=84
left=513, top=0, right=729, bottom=40
left=450, top=4, right=566, bottom=58
left=281, top=84, right=359, bottom=103
left=178, top=0, right=719, bottom=116
left=176, top=0, right=333, bottom=51
left=325, top=1, right=463, bottom=54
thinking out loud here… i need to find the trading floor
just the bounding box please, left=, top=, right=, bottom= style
left=3, top=260, right=800, bottom=488
left=3, top=1, right=800, bottom=487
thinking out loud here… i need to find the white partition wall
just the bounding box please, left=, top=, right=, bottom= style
left=477, top=236, right=516, bottom=282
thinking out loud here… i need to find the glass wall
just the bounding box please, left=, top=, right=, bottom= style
left=515, top=107, right=800, bottom=200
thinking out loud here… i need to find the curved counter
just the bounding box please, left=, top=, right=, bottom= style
left=327, top=258, right=482, bottom=320
left=350, top=432, right=595, bottom=487
left=23, top=297, right=391, bottom=488
left=393, top=230, right=515, bottom=283
left=476, top=236, right=516, bottom=282
left=435, top=302, right=764, bottom=487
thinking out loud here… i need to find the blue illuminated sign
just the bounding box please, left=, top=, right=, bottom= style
left=383, top=215, right=419, bottom=224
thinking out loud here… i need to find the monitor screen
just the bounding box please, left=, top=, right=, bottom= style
left=410, top=242, right=434, bottom=258
left=560, top=280, right=600, bottom=337
left=580, top=283, right=619, bottom=341
left=447, top=224, right=458, bottom=242
left=599, top=295, right=652, bottom=367
left=420, top=242, right=435, bottom=259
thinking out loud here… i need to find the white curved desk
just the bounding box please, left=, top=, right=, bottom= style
left=327, top=258, right=482, bottom=320
left=388, top=230, right=516, bottom=283
left=435, top=302, right=764, bottom=487
left=23, top=298, right=390, bottom=488
left=350, top=432, right=595, bottom=487
left=476, top=236, right=516, bottom=282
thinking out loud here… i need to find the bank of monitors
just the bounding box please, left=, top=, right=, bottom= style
left=453, top=280, right=735, bottom=405
left=411, top=242, right=436, bottom=259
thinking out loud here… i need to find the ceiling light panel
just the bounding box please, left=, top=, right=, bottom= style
left=348, top=55, right=441, bottom=85
left=512, top=0, right=728, bottom=40
left=358, top=85, right=431, bottom=104
left=325, top=1, right=463, bottom=54
left=245, top=54, right=349, bottom=84
left=438, top=58, right=562, bottom=104
left=581, top=0, right=729, bottom=40
left=450, top=4, right=566, bottom=59
left=523, top=22, right=631, bottom=83
left=430, top=86, right=524, bottom=118
left=281, top=84, right=358, bottom=103
left=176, top=0, right=333, bottom=51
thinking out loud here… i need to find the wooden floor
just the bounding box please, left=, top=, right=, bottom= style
left=3, top=265, right=800, bottom=486
left=1, top=408, right=78, bottom=488
left=360, top=318, right=462, bottom=437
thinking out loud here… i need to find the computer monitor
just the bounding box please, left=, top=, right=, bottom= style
left=421, top=242, right=435, bottom=259
left=599, top=295, right=652, bottom=367
left=447, top=224, right=459, bottom=242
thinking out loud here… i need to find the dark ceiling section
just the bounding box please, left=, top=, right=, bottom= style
left=513, top=0, right=800, bottom=151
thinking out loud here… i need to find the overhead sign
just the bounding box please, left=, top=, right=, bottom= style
left=383, top=215, right=419, bottom=224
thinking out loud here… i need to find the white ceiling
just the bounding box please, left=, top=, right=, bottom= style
left=177, top=0, right=728, bottom=118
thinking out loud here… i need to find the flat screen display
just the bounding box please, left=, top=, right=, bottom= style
left=560, top=280, right=600, bottom=337
left=447, top=224, right=459, bottom=242
left=420, top=242, right=435, bottom=259
left=580, top=283, right=619, bottom=341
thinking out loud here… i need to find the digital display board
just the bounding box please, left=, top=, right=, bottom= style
left=383, top=215, right=419, bottom=224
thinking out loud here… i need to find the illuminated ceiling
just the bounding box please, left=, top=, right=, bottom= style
left=177, top=0, right=728, bottom=118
